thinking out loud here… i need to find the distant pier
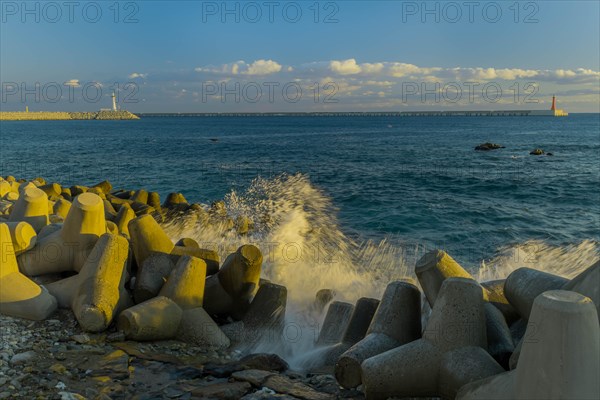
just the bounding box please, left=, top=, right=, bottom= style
left=398, top=109, right=568, bottom=117
left=0, top=110, right=139, bottom=121
left=136, top=110, right=567, bottom=118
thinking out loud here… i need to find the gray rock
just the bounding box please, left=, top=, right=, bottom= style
left=10, top=351, right=37, bottom=365
left=232, top=369, right=275, bottom=386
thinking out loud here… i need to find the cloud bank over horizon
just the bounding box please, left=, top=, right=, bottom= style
left=2, top=58, right=598, bottom=113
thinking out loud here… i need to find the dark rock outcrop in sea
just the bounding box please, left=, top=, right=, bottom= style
left=475, top=143, right=505, bottom=151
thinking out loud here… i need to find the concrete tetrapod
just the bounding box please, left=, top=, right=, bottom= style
left=242, top=282, right=287, bottom=344
left=175, top=238, right=200, bottom=249
left=92, top=180, right=112, bottom=194
left=335, top=280, right=422, bottom=389
left=483, top=302, right=515, bottom=369
left=38, top=183, right=61, bottom=198
left=0, top=223, right=57, bottom=320
left=8, top=186, right=49, bottom=232
left=176, top=307, right=230, bottom=349
left=133, top=252, right=176, bottom=304
left=4, top=221, right=37, bottom=256
left=361, top=278, right=500, bottom=400
left=314, top=289, right=335, bottom=314
left=158, top=255, right=207, bottom=309
left=562, top=260, right=599, bottom=318
left=457, top=290, right=600, bottom=400
left=106, top=221, right=119, bottom=235
left=504, top=267, right=568, bottom=320
left=481, top=279, right=520, bottom=324
left=113, top=203, right=135, bottom=237
left=415, top=249, right=475, bottom=306
left=18, top=193, right=107, bottom=275
left=204, top=245, right=262, bottom=318
left=53, top=198, right=72, bottom=219
left=439, top=346, right=505, bottom=399
left=128, top=214, right=174, bottom=267
left=103, top=200, right=117, bottom=221
left=170, top=246, right=219, bottom=276
left=48, top=234, right=130, bottom=332
left=321, top=297, right=380, bottom=366
left=118, top=296, right=183, bottom=341
left=147, top=192, right=162, bottom=215
left=317, top=301, right=355, bottom=346
left=0, top=180, right=11, bottom=198
left=416, top=250, right=515, bottom=368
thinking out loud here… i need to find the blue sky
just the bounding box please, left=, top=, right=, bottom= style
left=1, top=1, right=599, bottom=112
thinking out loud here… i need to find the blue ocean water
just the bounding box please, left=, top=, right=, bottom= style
left=1, top=115, right=599, bottom=266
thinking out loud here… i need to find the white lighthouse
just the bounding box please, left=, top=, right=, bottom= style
left=112, top=92, right=117, bottom=111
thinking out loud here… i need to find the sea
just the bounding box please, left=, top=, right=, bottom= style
left=1, top=114, right=598, bottom=365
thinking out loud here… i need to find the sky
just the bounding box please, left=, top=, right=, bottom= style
left=1, top=0, right=599, bottom=112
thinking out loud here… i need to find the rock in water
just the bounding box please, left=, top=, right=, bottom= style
left=475, top=143, right=505, bottom=151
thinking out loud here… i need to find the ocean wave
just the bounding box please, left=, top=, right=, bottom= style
left=161, top=173, right=599, bottom=368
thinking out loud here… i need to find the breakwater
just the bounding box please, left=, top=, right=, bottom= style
left=0, top=110, right=139, bottom=120
left=0, top=175, right=598, bottom=399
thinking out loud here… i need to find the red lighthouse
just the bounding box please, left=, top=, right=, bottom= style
left=551, top=95, right=557, bottom=111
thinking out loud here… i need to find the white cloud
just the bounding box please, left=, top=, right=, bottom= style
left=329, top=59, right=385, bottom=75
left=64, top=79, right=80, bottom=87
left=361, top=80, right=395, bottom=87
left=362, top=63, right=385, bottom=74
left=243, top=59, right=283, bottom=75
left=330, top=59, right=362, bottom=75
left=540, top=68, right=599, bottom=84
left=129, top=73, right=148, bottom=79
left=195, top=59, right=283, bottom=76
